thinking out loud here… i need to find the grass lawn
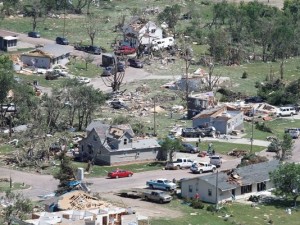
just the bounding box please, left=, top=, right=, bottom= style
left=243, top=118, right=300, bottom=140
left=0, top=145, right=14, bottom=155
left=45, top=161, right=165, bottom=177
left=191, top=141, right=265, bottom=155
left=0, top=181, right=30, bottom=192
left=151, top=198, right=300, bottom=225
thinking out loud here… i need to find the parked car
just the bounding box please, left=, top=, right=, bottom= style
left=101, top=63, right=125, bottom=76
left=181, top=143, right=199, bottom=154
left=115, top=46, right=136, bottom=55
left=85, top=45, right=101, bottom=55
left=56, top=36, right=69, bottom=45
left=77, top=77, right=91, bottom=84
left=165, top=158, right=194, bottom=170
left=146, top=179, right=177, bottom=191
left=53, top=69, right=68, bottom=76
left=108, top=169, right=133, bottom=179
left=244, top=96, right=263, bottom=104
left=190, top=162, right=216, bottom=174
left=141, top=190, right=173, bottom=204
left=28, top=31, right=40, bottom=38
left=128, top=58, right=143, bottom=68
left=277, top=106, right=297, bottom=117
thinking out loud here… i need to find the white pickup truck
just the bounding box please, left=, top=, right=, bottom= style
left=165, top=158, right=195, bottom=170
left=190, top=162, right=216, bottom=174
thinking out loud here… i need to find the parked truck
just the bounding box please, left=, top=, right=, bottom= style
left=165, top=158, right=195, bottom=170
left=141, top=190, right=173, bottom=203
left=190, top=162, right=216, bottom=174
left=181, top=126, right=216, bottom=138
left=210, top=155, right=222, bottom=168
left=146, top=179, right=177, bottom=191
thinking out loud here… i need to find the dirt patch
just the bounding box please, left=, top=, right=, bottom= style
left=99, top=192, right=183, bottom=219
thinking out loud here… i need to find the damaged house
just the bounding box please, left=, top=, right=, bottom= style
left=192, top=105, right=244, bottom=134
left=21, top=44, right=70, bottom=69
left=122, top=17, right=163, bottom=48
left=78, top=122, right=161, bottom=165
left=180, top=160, right=279, bottom=204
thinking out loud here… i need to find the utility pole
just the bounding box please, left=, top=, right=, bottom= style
left=250, top=107, right=254, bottom=153
left=153, top=96, right=157, bottom=136
left=215, top=170, right=219, bottom=210
left=63, top=0, right=66, bottom=38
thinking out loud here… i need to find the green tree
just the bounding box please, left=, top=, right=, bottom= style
left=0, top=55, right=14, bottom=104
left=23, top=0, right=47, bottom=31
left=270, top=162, right=300, bottom=207
left=54, top=151, right=76, bottom=195
left=3, top=190, right=33, bottom=225
left=281, top=133, right=293, bottom=161
left=160, top=137, right=183, bottom=161
left=1, top=0, right=19, bottom=16
left=157, top=4, right=181, bottom=30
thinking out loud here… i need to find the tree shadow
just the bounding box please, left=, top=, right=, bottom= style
left=260, top=196, right=300, bottom=209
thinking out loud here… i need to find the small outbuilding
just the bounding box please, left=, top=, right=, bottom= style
left=0, top=30, right=18, bottom=51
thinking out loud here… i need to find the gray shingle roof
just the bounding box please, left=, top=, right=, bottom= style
left=86, top=120, right=107, bottom=133
left=38, top=44, right=70, bottom=58
left=182, top=160, right=279, bottom=191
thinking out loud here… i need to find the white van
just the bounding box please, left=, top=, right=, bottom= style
left=152, top=37, right=175, bottom=51
left=288, top=129, right=300, bottom=139
left=277, top=107, right=297, bottom=117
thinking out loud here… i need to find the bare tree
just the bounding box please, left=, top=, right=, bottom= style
left=82, top=53, right=95, bottom=70
left=84, top=14, right=102, bottom=46
left=101, top=56, right=126, bottom=92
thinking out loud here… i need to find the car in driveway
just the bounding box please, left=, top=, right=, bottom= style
left=28, top=31, right=40, bottom=38
left=85, top=45, right=101, bottom=55
left=181, top=143, right=199, bottom=154
left=101, top=63, right=125, bottom=76
left=56, top=36, right=69, bottom=45
left=115, top=46, right=136, bottom=55
left=108, top=169, right=133, bottom=178
left=128, top=58, right=143, bottom=68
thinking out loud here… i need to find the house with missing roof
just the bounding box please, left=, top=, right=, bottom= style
left=192, top=105, right=244, bottom=134
left=78, top=121, right=161, bottom=165
left=180, top=160, right=279, bottom=204
left=20, top=44, right=71, bottom=69
left=0, top=30, right=18, bottom=51
left=122, top=17, right=163, bottom=48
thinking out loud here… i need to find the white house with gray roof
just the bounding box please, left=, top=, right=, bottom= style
left=180, top=160, right=279, bottom=204
left=78, top=122, right=161, bottom=165
left=21, top=44, right=71, bottom=69
left=192, top=105, right=244, bottom=134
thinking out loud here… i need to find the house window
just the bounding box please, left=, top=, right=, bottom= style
left=241, top=185, right=252, bottom=194
left=93, top=135, right=97, bottom=141
left=88, top=144, right=93, bottom=155
left=124, top=139, right=128, bottom=145
left=257, top=182, right=266, bottom=192
left=208, top=189, right=212, bottom=196
left=189, top=185, right=193, bottom=193
left=151, top=29, right=156, bottom=33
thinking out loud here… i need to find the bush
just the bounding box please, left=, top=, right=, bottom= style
left=191, top=199, right=205, bottom=209
left=207, top=205, right=217, bottom=212
left=241, top=71, right=248, bottom=79
left=255, top=122, right=272, bottom=133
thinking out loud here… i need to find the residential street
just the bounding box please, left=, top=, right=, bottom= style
left=2, top=136, right=299, bottom=201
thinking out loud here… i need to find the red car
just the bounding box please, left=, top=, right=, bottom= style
left=115, top=46, right=136, bottom=55
left=108, top=169, right=134, bottom=179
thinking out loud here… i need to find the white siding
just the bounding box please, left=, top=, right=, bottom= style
left=21, top=55, right=51, bottom=68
